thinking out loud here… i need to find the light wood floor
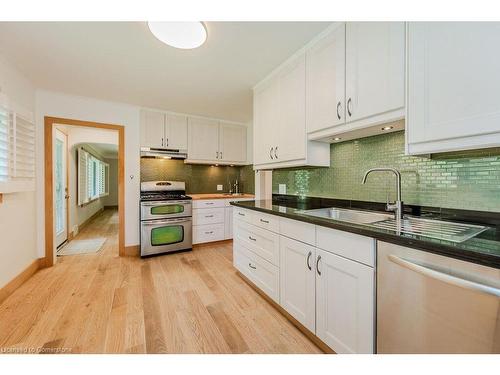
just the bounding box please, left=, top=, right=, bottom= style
left=0, top=208, right=322, bottom=354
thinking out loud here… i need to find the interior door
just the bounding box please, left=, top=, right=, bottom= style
left=140, top=110, right=165, bottom=148
left=279, top=236, right=316, bottom=332
left=166, top=113, right=188, bottom=150
left=306, top=23, right=346, bottom=133
left=54, top=129, right=68, bottom=248
left=219, top=122, right=247, bottom=162
left=345, top=22, right=405, bottom=123
left=187, top=117, right=220, bottom=161
left=315, top=248, right=375, bottom=353
left=278, top=53, right=306, bottom=162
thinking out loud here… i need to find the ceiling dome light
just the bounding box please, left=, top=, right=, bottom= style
left=148, top=22, right=207, bottom=49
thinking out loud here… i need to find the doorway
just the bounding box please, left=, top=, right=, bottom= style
left=44, top=117, right=125, bottom=268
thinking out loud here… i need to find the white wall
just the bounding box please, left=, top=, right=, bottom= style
left=0, top=55, right=37, bottom=288
left=102, top=158, right=118, bottom=207
left=36, top=90, right=141, bottom=259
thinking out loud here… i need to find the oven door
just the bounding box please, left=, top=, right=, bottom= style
left=141, top=217, right=192, bottom=256
left=140, top=200, right=192, bottom=221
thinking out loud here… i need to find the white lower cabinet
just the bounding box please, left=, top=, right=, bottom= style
left=232, top=207, right=376, bottom=354
left=279, top=236, right=316, bottom=332
left=315, top=248, right=375, bottom=354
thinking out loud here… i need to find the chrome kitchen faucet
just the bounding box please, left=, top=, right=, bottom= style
left=362, top=168, right=404, bottom=219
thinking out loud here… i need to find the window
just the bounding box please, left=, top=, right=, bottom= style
left=77, top=147, right=109, bottom=205
left=0, top=95, right=36, bottom=193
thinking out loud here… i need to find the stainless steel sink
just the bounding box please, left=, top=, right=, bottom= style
left=301, top=207, right=394, bottom=224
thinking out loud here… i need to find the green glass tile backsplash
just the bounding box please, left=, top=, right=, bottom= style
left=141, top=159, right=255, bottom=194
left=272, top=131, right=500, bottom=212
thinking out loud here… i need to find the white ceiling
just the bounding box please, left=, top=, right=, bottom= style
left=0, top=22, right=331, bottom=122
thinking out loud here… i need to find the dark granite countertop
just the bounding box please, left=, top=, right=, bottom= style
left=231, top=197, right=500, bottom=269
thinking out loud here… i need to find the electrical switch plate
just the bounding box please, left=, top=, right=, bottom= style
left=279, top=184, right=287, bottom=194
left=217, top=184, right=223, bottom=191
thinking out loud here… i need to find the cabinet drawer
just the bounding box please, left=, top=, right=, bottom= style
left=233, top=208, right=253, bottom=224
left=193, top=199, right=225, bottom=209
left=193, top=223, right=225, bottom=244
left=233, top=241, right=279, bottom=303
left=316, top=226, right=375, bottom=267
left=279, top=217, right=316, bottom=245
left=234, top=219, right=279, bottom=266
left=251, top=211, right=280, bottom=233
left=193, top=207, right=225, bottom=226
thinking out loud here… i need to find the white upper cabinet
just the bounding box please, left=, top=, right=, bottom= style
left=345, top=22, right=405, bottom=125
left=253, top=52, right=330, bottom=169
left=315, top=248, right=375, bottom=354
left=140, top=110, right=165, bottom=148
left=166, top=113, right=188, bottom=150
left=306, top=23, right=346, bottom=134
left=277, top=54, right=307, bottom=162
left=187, top=117, right=220, bottom=161
left=407, top=22, right=500, bottom=154
left=219, top=121, right=247, bottom=163
left=187, top=118, right=248, bottom=164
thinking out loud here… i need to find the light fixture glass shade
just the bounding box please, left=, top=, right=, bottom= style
left=148, top=22, right=207, bottom=49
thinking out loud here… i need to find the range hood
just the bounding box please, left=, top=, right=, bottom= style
left=140, top=147, right=188, bottom=160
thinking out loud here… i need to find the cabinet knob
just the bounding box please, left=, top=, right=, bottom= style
left=347, top=98, right=352, bottom=117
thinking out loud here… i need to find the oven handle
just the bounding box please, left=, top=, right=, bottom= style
left=141, top=201, right=192, bottom=206
left=141, top=218, right=192, bottom=226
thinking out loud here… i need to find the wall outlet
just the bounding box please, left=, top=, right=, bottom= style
left=217, top=184, right=223, bottom=191
left=279, top=184, right=287, bottom=194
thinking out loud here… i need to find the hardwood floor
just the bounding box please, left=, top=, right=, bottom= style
left=0, top=208, right=322, bottom=354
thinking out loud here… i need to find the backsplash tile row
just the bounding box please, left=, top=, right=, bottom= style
left=140, top=159, right=255, bottom=194
left=272, top=131, right=500, bottom=212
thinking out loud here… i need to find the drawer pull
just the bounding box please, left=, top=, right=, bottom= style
left=205, top=202, right=214, bottom=205
left=259, top=219, right=269, bottom=224
left=248, top=263, right=257, bottom=270
left=306, top=251, right=312, bottom=271
left=238, top=212, right=245, bottom=216
left=316, top=255, right=322, bottom=276
left=248, top=236, right=257, bottom=241
left=205, top=215, right=214, bottom=218
left=205, top=231, right=214, bottom=235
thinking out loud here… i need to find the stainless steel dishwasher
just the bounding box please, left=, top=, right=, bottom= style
left=377, top=241, right=500, bottom=353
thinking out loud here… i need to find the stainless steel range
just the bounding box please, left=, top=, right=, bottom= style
left=140, top=181, right=192, bottom=257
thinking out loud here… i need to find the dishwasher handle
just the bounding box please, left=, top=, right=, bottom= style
left=388, top=254, right=500, bottom=298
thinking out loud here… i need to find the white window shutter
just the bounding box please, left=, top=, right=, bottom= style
left=0, top=104, right=9, bottom=182
left=78, top=147, right=89, bottom=205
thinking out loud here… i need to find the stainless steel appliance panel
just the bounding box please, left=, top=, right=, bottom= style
left=141, top=217, right=192, bottom=256
left=377, top=241, right=500, bottom=353
left=140, top=200, right=192, bottom=221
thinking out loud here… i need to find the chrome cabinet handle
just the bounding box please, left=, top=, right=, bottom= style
left=248, top=263, right=257, bottom=270
left=306, top=251, right=312, bottom=271
left=316, top=255, right=322, bottom=275
left=205, top=202, right=214, bottom=205
left=205, top=231, right=214, bottom=235
left=259, top=218, right=269, bottom=224
left=347, top=98, right=352, bottom=117
left=336, top=101, right=341, bottom=120
left=216, top=151, right=219, bottom=159
left=248, top=236, right=257, bottom=241
left=270, top=147, right=274, bottom=160
left=205, top=215, right=214, bottom=218
left=238, top=212, right=245, bottom=216
left=388, top=255, right=500, bottom=298
left=220, top=151, right=223, bottom=159
left=161, top=138, right=164, bottom=147
left=166, top=138, right=169, bottom=147
left=274, top=146, right=278, bottom=159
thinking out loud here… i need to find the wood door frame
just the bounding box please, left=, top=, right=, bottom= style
left=44, top=116, right=125, bottom=267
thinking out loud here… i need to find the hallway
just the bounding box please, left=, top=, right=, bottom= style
left=0, top=208, right=321, bottom=354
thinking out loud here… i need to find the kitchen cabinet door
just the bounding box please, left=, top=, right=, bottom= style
left=407, top=22, right=500, bottom=154
left=345, top=22, right=405, bottom=124
left=187, top=117, right=219, bottom=161
left=166, top=113, right=187, bottom=150
left=279, top=236, right=316, bottom=332
left=277, top=53, right=306, bottom=162
left=253, top=78, right=280, bottom=165
left=306, top=24, right=346, bottom=134
left=140, top=110, right=165, bottom=148
left=316, top=248, right=375, bottom=353
left=219, top=121, right=247, bottom=163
